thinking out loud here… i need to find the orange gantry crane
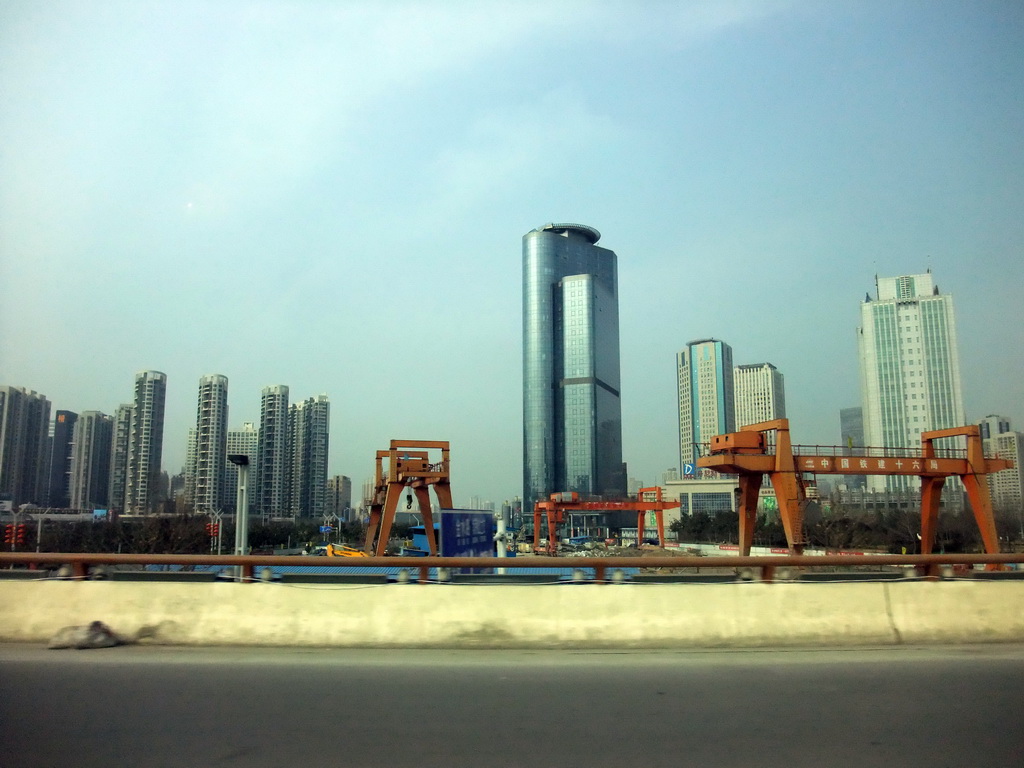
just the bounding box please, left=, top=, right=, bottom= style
left=363, top=440, right=453, bottom=556
left=696, top=419, right=1014, bottom=565
left=533, top=487, right=681, bottom=554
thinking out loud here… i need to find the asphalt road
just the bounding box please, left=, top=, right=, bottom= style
left=2, top=643, right=1022, bottom=768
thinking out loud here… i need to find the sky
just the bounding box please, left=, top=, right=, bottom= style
left=2, top=0, right=1023, bottom=508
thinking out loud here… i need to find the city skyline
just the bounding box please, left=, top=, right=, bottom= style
left=3, top=258, right=1019, bottom=509
left=3, top=2, right=1023, bottom=506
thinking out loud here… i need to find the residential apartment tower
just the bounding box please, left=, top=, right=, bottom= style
left=190, top=374, right=229, bottom=514
left=69, top=411, right=113, bottom=510
left=125, top=371, right=167, bottom=513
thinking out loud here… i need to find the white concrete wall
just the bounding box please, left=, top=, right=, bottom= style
left=1, top=581, right=1022, bottom=648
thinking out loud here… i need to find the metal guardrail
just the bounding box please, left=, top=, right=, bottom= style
left=1, top=551, right=1023, bottom=582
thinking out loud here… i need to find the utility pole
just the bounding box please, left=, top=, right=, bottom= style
left=495, top=511, right=508, bottom=575
left=10, top=508, right=21, bottom=552
left=208, top=509, right=224, bottom=555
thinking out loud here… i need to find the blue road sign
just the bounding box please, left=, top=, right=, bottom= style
left=440, top=509, right=495, bottom=572
left=319, top=525, right=333, bottom=533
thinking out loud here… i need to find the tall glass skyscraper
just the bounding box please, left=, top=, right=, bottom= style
left=839, top=406, right=867, bottom=490
left=46, top=410, right=78, bottom=508
left=522, top=223, right=625, bottom=506
left=857, top=272, right=964, bottom=492
left=677, top=338, right=735, bottom=471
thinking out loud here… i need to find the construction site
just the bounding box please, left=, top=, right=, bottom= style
left=348, top=422, right=1017, bottom=576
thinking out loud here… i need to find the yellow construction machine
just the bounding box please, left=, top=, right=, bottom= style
left=326, top=543, right=368, bottom=558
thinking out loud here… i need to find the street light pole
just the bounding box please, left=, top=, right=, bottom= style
left=228, top=455, right=250, bottom=579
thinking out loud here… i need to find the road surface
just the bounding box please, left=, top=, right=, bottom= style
left=2, top=643, right=1022, bottom=767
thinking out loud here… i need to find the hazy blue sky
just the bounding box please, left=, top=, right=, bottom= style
left=2, top=1, right=1022, bottom=507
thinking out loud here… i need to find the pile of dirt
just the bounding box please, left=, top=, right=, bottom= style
left=559, top=544, right=706, bottom=558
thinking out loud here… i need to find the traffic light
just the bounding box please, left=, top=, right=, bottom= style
left=205, top=523, right=220, bottom=536
left=3, top=525, right=12, bottom=544
left=14, top=524, right=25, bottom=545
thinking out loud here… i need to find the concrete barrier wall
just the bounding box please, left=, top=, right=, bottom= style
left=1, top=580, right=1022, bottom=648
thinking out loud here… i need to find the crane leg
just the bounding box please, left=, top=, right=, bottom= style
left=769, top=471, right=805, bottom=554
left=414, top=485, right=437, bottom=555
left=920, top=476, right=944, bottom=555
left=375, top=482, right=405, bottom=556
left=962, top=473, right=1002, bottom=567
left=433, top=480, right=454, bottom=511
left=737, top=474, right=763, bottom=556
left=364, top=504, right=383, bottom=554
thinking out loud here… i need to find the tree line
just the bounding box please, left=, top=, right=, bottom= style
left=670, top=503, right=1024, bottom=553
left=11, top=515, right=370, bottom=555
left=9, top=505, right=1022, bottom=555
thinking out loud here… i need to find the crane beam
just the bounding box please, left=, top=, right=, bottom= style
left=532, top=488, right=680, bottom=554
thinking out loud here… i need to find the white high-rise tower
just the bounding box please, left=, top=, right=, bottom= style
left=191, top=374, right=229, bottom=514
left=734, top=363, right=786, bottom=429
left=978, top=415, right=1024, bottom=511
left=857, top=272, right=964, bottom=492
left=225, top=422, right=258, bottom=515
left=125, top=371, right=167, bottom=513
